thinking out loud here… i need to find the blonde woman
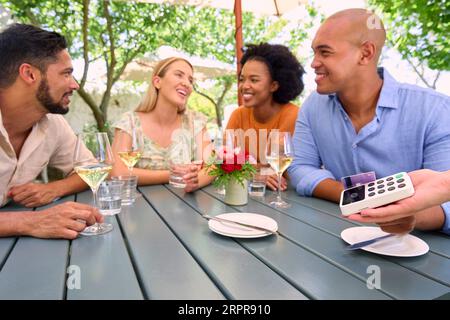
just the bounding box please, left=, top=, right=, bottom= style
left=111, top=57, right=213, bottom=192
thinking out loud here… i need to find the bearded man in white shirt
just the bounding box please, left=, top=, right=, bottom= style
left=0, top=23, right=102, bottom=239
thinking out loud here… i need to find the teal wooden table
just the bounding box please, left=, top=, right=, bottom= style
left=0, top=185, right=449, bottom=300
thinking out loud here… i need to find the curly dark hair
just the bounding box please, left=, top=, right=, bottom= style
left=0, top=23, right=67, bottom=89
left=241, top=43, right=305, bottom=104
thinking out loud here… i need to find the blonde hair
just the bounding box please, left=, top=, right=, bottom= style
left=135, top=57, right=193, bottom=113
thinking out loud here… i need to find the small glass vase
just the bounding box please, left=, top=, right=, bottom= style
left=224, top=178, right=248, bottom=206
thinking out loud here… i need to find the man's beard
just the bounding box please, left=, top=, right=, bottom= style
left=36, top=78, right=70, bottom=115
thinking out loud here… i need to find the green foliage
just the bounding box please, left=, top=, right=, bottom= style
left=82, top=121, right=111, bottom=134
left=1, top=0, right=318, bottom=128
left=188, top=92, right=216, bottom=121
left=205, top=152, right=256, bottom=189
left=81, top=122, right=100, bottom=151
left=81, top=121, right=113, bottom=151
left=368, top=0, right=450, bottom=70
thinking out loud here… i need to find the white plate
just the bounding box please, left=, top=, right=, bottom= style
left=341, top=226, right=429, bottom=257
left=208, top=213, right=278, bottom=238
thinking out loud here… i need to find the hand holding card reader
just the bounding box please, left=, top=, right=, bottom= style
left=340, top=172, right=415, bottom=216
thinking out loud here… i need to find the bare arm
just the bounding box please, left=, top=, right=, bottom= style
left=131, top=167, right=170, bottom=185
left=113, top=157, right=171, bottom=185
left=0, top=202, right=103, bottom=239
left=197, top=168, right=215, bottom=189
left=415, top=206, right=445, bottom=231
left=266, top=174, right=288, bottom=191
left=184, top=166, right=215, bottom=192
left=48, top=173, right=89, bottom=196
left=8, top=174, right=89, bottom=208
left=184, top=127, right=215, bottom=192
left=312, top=178, right=344, bottom=203
left=0, top=211, right=26, bottom=237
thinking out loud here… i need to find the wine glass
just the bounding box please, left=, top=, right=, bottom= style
left=185, top=112, right=210, bottom=175
left=117, top=115, right=144, bottom=175
left=265, top=131, right=294, bottom=208
left=211, top=127, right=225, bottom=194
left=190, top=115, right=205, bottom=171
left=74, top=132, right=114, bottom=236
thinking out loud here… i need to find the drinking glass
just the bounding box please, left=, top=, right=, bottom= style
left=168, top=114, right=203, bottom=188
left=111, top=175, right=138, bottom=205
left=74, top=132, right=114, bottom=235
left=265, top=131, right=294, bottom=208
left=97, top=180, right=123, bottom=215
left=169, top=143, right=191, bottom=188
left=211, top=127, right=225, bottom=194
left=117, top=114, right=144, bottom=176
left=248, top=168, right=267, bottom=197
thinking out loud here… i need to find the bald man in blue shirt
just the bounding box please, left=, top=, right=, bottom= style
left=288, top=9, right=450, bottom=234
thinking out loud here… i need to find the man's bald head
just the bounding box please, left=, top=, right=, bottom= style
left=310, top=9, right=387, bottom=94
left=322, top=8, right=386, bottom=62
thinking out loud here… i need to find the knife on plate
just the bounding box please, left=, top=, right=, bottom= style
left=203, top=214, right=278, bottom=235
left=346, top=234, right=395, bottom=250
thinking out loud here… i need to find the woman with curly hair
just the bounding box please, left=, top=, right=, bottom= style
left=226, top=43, right=305, bottom=190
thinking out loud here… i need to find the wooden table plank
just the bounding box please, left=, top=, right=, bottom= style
left=0, top=201, right=28, bottom=272
left=282, top=190, right=450, bottom=284
left=0, top=196, right=75, bottom=300
left=117, top=191, right=225, bottom=300
left=0, top=237, right=68, bottom=300
left=177, top=187, right=390, bottom=300
left=408, top=231, right=450, bottom=259
left=203, top=186, right=450, bottom=299
left=0, top=238, right=15, bottom=272
left=141, top=185, right=308, bottom=300
left=2, top=185, right=448, bottom=300
left=67, top=191, right=143, bottom=300
left=284, top=190, right=450, bottom=258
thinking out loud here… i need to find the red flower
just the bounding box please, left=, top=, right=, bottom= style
left=206, top=146, right=257, bottom=188
left=215, top=146, right=234, bottom=164
left=221, top=163, right=237, bottom=173
left=214, top=146, right=252, bottom=173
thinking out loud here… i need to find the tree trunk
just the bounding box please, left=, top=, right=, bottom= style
left=76, top=88, right=106, bottom=131
left=215, top=81, right=233, bottom=128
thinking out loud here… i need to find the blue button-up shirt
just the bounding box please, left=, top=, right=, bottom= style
left=288, top=68, right=450, bottom=234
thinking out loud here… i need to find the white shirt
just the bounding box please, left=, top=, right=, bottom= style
left=0, top=111, right=92, bottom=206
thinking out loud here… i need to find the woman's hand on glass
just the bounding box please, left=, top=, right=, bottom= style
left=266, top=174, right=288, bottom=191
left=183, top=164, right=201, bottom=193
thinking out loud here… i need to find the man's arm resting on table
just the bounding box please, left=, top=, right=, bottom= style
left=8, top=174, right=89, bottom=208
left=0, top=202, right=103, bottom=239
left=48, top=173, right=89, bottom=196
left=312, top=178, right=345, bottom=203
left=0, top=211, right=51, bottom=237
left=0, top=211, right=29, bottom=237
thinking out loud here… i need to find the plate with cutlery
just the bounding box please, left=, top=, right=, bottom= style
left=205, top=213, right=278, bottom=238
left=341, top=226, right=429, bottom=257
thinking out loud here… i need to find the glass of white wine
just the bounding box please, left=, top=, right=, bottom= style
left=74, top=132, right=114, bottom=235
left=212, top=127, right=225, bottom=194
left=117, top=115, right=144, bottom=175
left=265, top=131, right=294, bottom=208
